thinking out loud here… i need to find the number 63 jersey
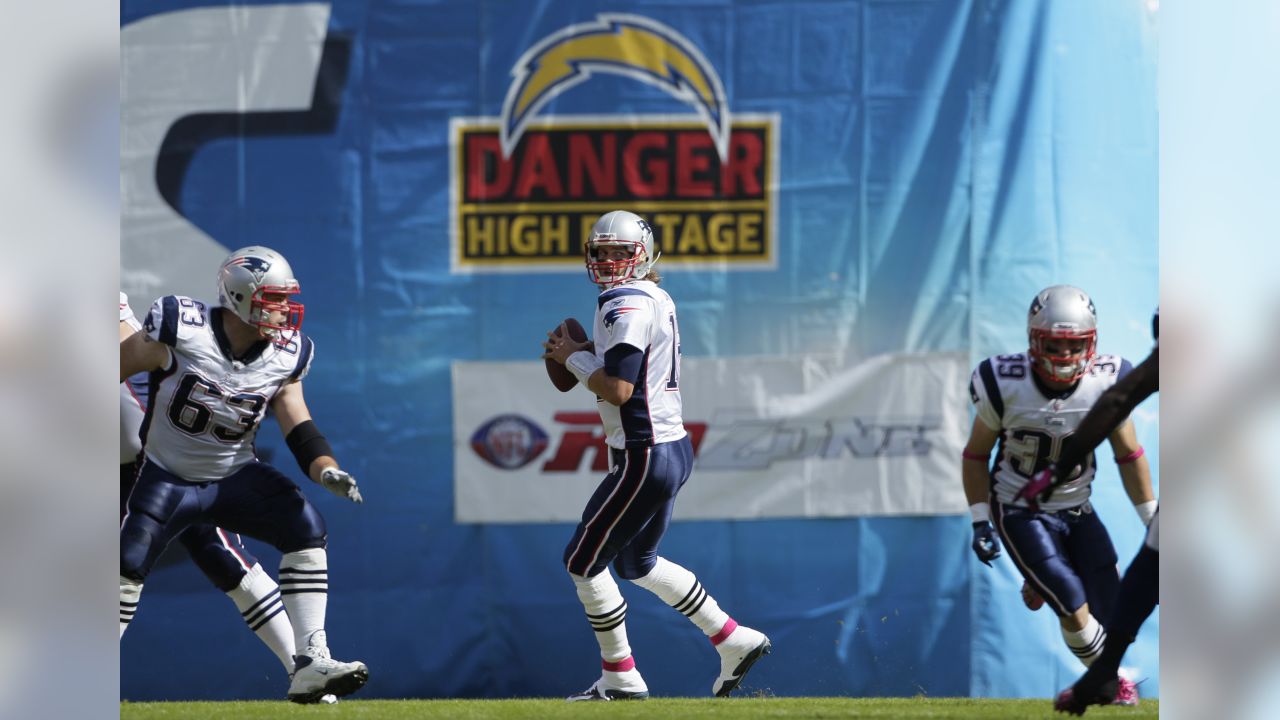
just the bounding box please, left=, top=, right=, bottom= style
left=970, top=352, right=1132, bottom=512
left=141, top=295, right=314, bottom=482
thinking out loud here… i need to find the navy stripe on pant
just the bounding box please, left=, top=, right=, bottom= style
left=564, top=435, right=693, bottom=579
left=993, top=501, right=1119, bottom=621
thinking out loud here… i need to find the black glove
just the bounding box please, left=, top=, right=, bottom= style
left=971, top=521, right=1002, bottom=567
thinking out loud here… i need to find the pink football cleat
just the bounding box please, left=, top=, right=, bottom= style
left=1054, top=687, right=1085, bottom=715
left=1111, top=676, right=1139, bottom=706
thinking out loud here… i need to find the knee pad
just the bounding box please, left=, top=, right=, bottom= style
left=566, top=537, right=624, bottom=578
left=120, top=514, right=164, bottom=582
left=613, top=551, right=655, bottom=580
left=1024, top=556, right=1088, bottom=619
left=275, top=491, right=327, bottom=553
left=180, top=525, right=256, bottom=592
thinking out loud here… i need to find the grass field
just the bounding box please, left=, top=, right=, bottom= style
left=121, top=697, right=1159, bottom=719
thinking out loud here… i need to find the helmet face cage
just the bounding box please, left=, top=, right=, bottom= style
left=584, top=210, right=656, bottom=288
left=217, top=246, right=304, bottom=343
left=247, top=285, right=304, bottom=342
left=1027, top=285, right=1098, bottom=383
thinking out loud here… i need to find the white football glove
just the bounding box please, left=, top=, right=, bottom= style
left=319, top=467, right=364, bottom=504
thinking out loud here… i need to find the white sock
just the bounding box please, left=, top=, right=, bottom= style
left=1062, top=614, right=1107, bottom=667
left=571, top=570, right=633, bottom=663
left=280, top=548, right=328, bottom=653
left=630, top=557, right=730, bottom=637
left=120, top=576, right=143, bottom=638
left=227, top=563, right=296, bottom=672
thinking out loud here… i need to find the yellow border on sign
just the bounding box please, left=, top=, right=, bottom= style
left=450, top=114, right=778, bottom=273
left=458, top=200, right=769, bottom=213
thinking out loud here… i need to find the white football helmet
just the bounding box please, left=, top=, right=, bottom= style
left=216, top=245, right=303, bottom=341
left=1027, top=284, right=1097, bottom=383
left=585, top=210, right=659, bottom=288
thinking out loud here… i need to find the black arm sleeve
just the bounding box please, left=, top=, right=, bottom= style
left=1056, top=347, right=1160, bottom=476
left=604, top=344, right=644, bottom=385
left=285, top=420, right=334, bottom=476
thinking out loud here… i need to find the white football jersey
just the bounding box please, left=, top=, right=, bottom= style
left=591, top=280, right=687, bottom=449
left=140, top=295, right=314, bottom=481
left=121, top=292, right=145, bottom=463
left=970, top=352, right=1131, bottom=511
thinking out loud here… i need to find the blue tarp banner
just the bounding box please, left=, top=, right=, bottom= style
left=121, top=0, right=1158, bottom=700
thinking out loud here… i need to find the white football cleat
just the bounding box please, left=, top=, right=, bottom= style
left=287, top=631, right=369, bottom=704
left=566, top=674, right=649, bottom=701
left=713, top=625, right=771, bottom=697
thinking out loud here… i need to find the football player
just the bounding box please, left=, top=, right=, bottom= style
left=119, top=248, right=368, bottom=703
left=120, top=291, right=325, bottom=697
left=543, top=210, right=770, bottom=701
left=961, top=286, right=1155, bottom=705
left=1016, top=309, right=1160, bottom=715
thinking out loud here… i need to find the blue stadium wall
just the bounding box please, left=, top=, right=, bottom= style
left=120, top=0, right=1159, bottom=700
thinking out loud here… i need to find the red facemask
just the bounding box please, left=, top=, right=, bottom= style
left=1028, top=329, right=1096, bottom=383
left=585, top=240, right=646, bottom=288
left=249, top=284, right=304, bottom=343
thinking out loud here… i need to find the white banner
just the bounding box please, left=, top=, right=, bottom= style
left=452, top=353, right=970, bottom=522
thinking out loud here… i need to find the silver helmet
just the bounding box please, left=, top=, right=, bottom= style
left=1027, top=284, right=1097, bottom=383
left=584, top=210, right=659, bottom=288
left=216, top=246, right=303, bottom=341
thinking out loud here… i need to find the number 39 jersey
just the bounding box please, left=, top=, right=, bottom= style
left=592, top=281, right=687, bottom=449
left=141, top=295, right=314, bottom=482
left=970, top=352, right=1131, bottom=511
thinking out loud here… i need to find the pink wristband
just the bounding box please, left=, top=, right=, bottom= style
left=962, top=449, right=990, bottom=462
left=1115, top=447, right=1145, bottom=465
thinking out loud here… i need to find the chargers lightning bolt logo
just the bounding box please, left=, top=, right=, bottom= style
left=500, top=14, right=730, bottom=162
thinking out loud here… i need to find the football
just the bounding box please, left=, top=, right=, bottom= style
left=546, top=318, right=589, bottom=392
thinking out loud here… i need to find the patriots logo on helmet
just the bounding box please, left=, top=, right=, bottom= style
left=229, top=256, right=272, bottom=282
left=143, top=313, right=155, bottom=334
left=603, top=305, right=637, bottom=330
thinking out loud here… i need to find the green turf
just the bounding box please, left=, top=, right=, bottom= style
left=121, top=697, right=1159, bottom=719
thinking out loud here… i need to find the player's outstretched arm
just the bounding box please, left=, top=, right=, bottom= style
left=1107, top=419, right=1156, bottom=525
left=120, top=330, right=169, bottom=382
left=272, top=380, right=363, bottom=503
left=1056, top=348, right=1159, bottom=478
